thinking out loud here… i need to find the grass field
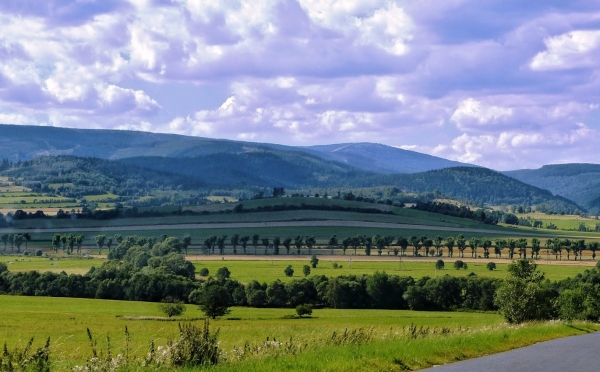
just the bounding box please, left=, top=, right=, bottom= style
left=1, top=254, right=595, bottom=282
left=0, top=296, right=597, bottom=371
left=191, top=258, right=595, bottom=283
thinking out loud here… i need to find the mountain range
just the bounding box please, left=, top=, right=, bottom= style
left=0, top=124, right=596, bottom=212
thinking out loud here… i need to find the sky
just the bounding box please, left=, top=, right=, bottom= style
left=1, top=0, right=600, bottom=170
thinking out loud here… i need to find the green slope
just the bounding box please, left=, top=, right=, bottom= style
left=504, top=164, right=600, bottom=210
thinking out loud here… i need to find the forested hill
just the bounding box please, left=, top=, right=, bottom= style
left=0, top=124, right=471, bottom=174
left=305, top=143, right=473, bottom=174
left=1, top=156, right=205, bottom=198
left=391, top=167, right=582, bottom=214
left=118, top=151, right=371, bottom=189
left=504, top=164, right=600, bottom=211
left=0, top=155, right=583, bottom=213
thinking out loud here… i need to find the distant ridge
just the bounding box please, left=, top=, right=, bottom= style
left=305, top=143, right=474, bottom=174
left=504, top=164, right=600, bottom=210
left=0, top=124, right=472, bottom=175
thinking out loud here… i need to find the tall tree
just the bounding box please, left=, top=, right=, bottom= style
left=23, top=233, right=31, bottom=252
left=216, top=235, right=227, bottom=255
left=531, top=238, right=541, bottom=259
left=14, top=234, right=23, bottom=253
left=240, top=236, right=250, bottom=254
left=95, top=234, right=106, bottom=254
left=282, top=237, right=292, bottom=255
left=588, top=241, right=599, bottom=260
left=481, top=238, right=492, bottom=258
left=455, top=234, right=466, bottom=258
left=272, top=236, right=281, bottom=255
left=51, top=234, right=61, bottom=254
left=262, top=238, right=270, bottom=255
left=182, top=235, right=192, bottom=255
left=434, top=236, right=444, bottom=256
left=328, top=235, right=338, bottom=255
left=76, top=234, right=84, bottom=254
left=468, top=237, right=479, bottom=258
left=1, top=234, right=8, bottom=251
left=445, top=237, right=455, bottom=258
left=293, top=236, right=303, bottom=255
left=306, top=236, right=316, bottom=254
left=409, top=236, right=420, bottom=256
left=252, top=234, right=260, bottom=255
left=397, top=237, right=409, bottom=256
left=230, top=234, right=240, bottom=255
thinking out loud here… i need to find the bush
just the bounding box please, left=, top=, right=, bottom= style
left=596, top=260, right=600, bottom=270
left=35, top=249, right=43, bottom=257
left=453, top=260, right=467, bottom=270
left=199, top=268, right=209, bottom=276
left=302, top=265, right=311, bottom=277
left=0, top=337, right=51, bottom=371
left=310, top=255, right=319, bottom=268
left=487, top=262, right=497, bottom=271
left=159, top=298, right=186, bottom=318
left=332, top=262, right=339, bottom=269
left=435, top=259, right=444, bottom=270
left=168, top=321, right=220, bottom=367
left=296, top=304, right=313, bottom=318
left=215, top=267, right=230, bottom=280
left=284, top=265, right=294, bottom=277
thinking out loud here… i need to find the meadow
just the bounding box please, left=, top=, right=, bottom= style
left=0, top=295, right=597, bottom=371
left=2, top=254, right=595, bottom=282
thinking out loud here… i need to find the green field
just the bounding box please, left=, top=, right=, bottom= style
left=192, top=258, right=595, bottom=283
left=2, top=255, right=594, bottom=282
left=0, top=296, right=597, bottom=371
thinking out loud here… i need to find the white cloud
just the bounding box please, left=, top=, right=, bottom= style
left=530, top=30, right=600, bottom=70
left=451, top=98, right=513, bottom=129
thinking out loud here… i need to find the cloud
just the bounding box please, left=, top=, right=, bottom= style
left=451, top=98, right=513, bottom=130
left=531, top=30, right=600, bottom=70
left=0, top=0, right=599, bottom=170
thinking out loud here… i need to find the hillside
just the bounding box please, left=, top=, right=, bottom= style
left=504, top=164, right=600, bottom=210
left=391, top=167, right=582, bottom=213
left=0, top=124, right=470, bottom=174
left=118, top=151, right=371, bottom=189
left=305, top=143, right=473, bottom=173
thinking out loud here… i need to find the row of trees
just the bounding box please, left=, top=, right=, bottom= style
left=163, top=233, right=600, bottom=261
left=0, top=233, right=31, bottom=253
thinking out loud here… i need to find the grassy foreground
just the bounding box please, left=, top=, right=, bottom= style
left=0, top=295, right=598, bottom=371
left=204, top=322, right=600, bottom=372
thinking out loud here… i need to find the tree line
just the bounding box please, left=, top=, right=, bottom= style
left=1, top=234, right=600, bottom=325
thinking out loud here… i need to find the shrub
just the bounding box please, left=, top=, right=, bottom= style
left=284, top=265, right=294, bottom=277
left=0, top=337, right=51, bottom=372
left=199, top=268, right=209, bottom=277
left=310, top=255, right=319, bottom=268
left=596, top=260, right=600, bottom=270
left=332, top=262, right=339, bottom=269
left=215, top=267, right=230, bottom=280
left=453, top=260, right=467, bottom=270
left=35, top=249, right=43, bottom=257
left=302, top=265, right=311, bottom=277
left=487, top=262, right=497, bottom=271
left=159, top=298, right=186, bottom=318
left=435, top=259, right=444, bottom=270
left=296, top=304, right=313, bottom=318
left=168, top=321, right=220, bottom=367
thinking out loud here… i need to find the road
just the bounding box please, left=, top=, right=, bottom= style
left=419, top=331, right=600, bottom=372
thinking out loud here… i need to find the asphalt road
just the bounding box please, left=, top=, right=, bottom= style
left=420, top=331, right=600, bottom=372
